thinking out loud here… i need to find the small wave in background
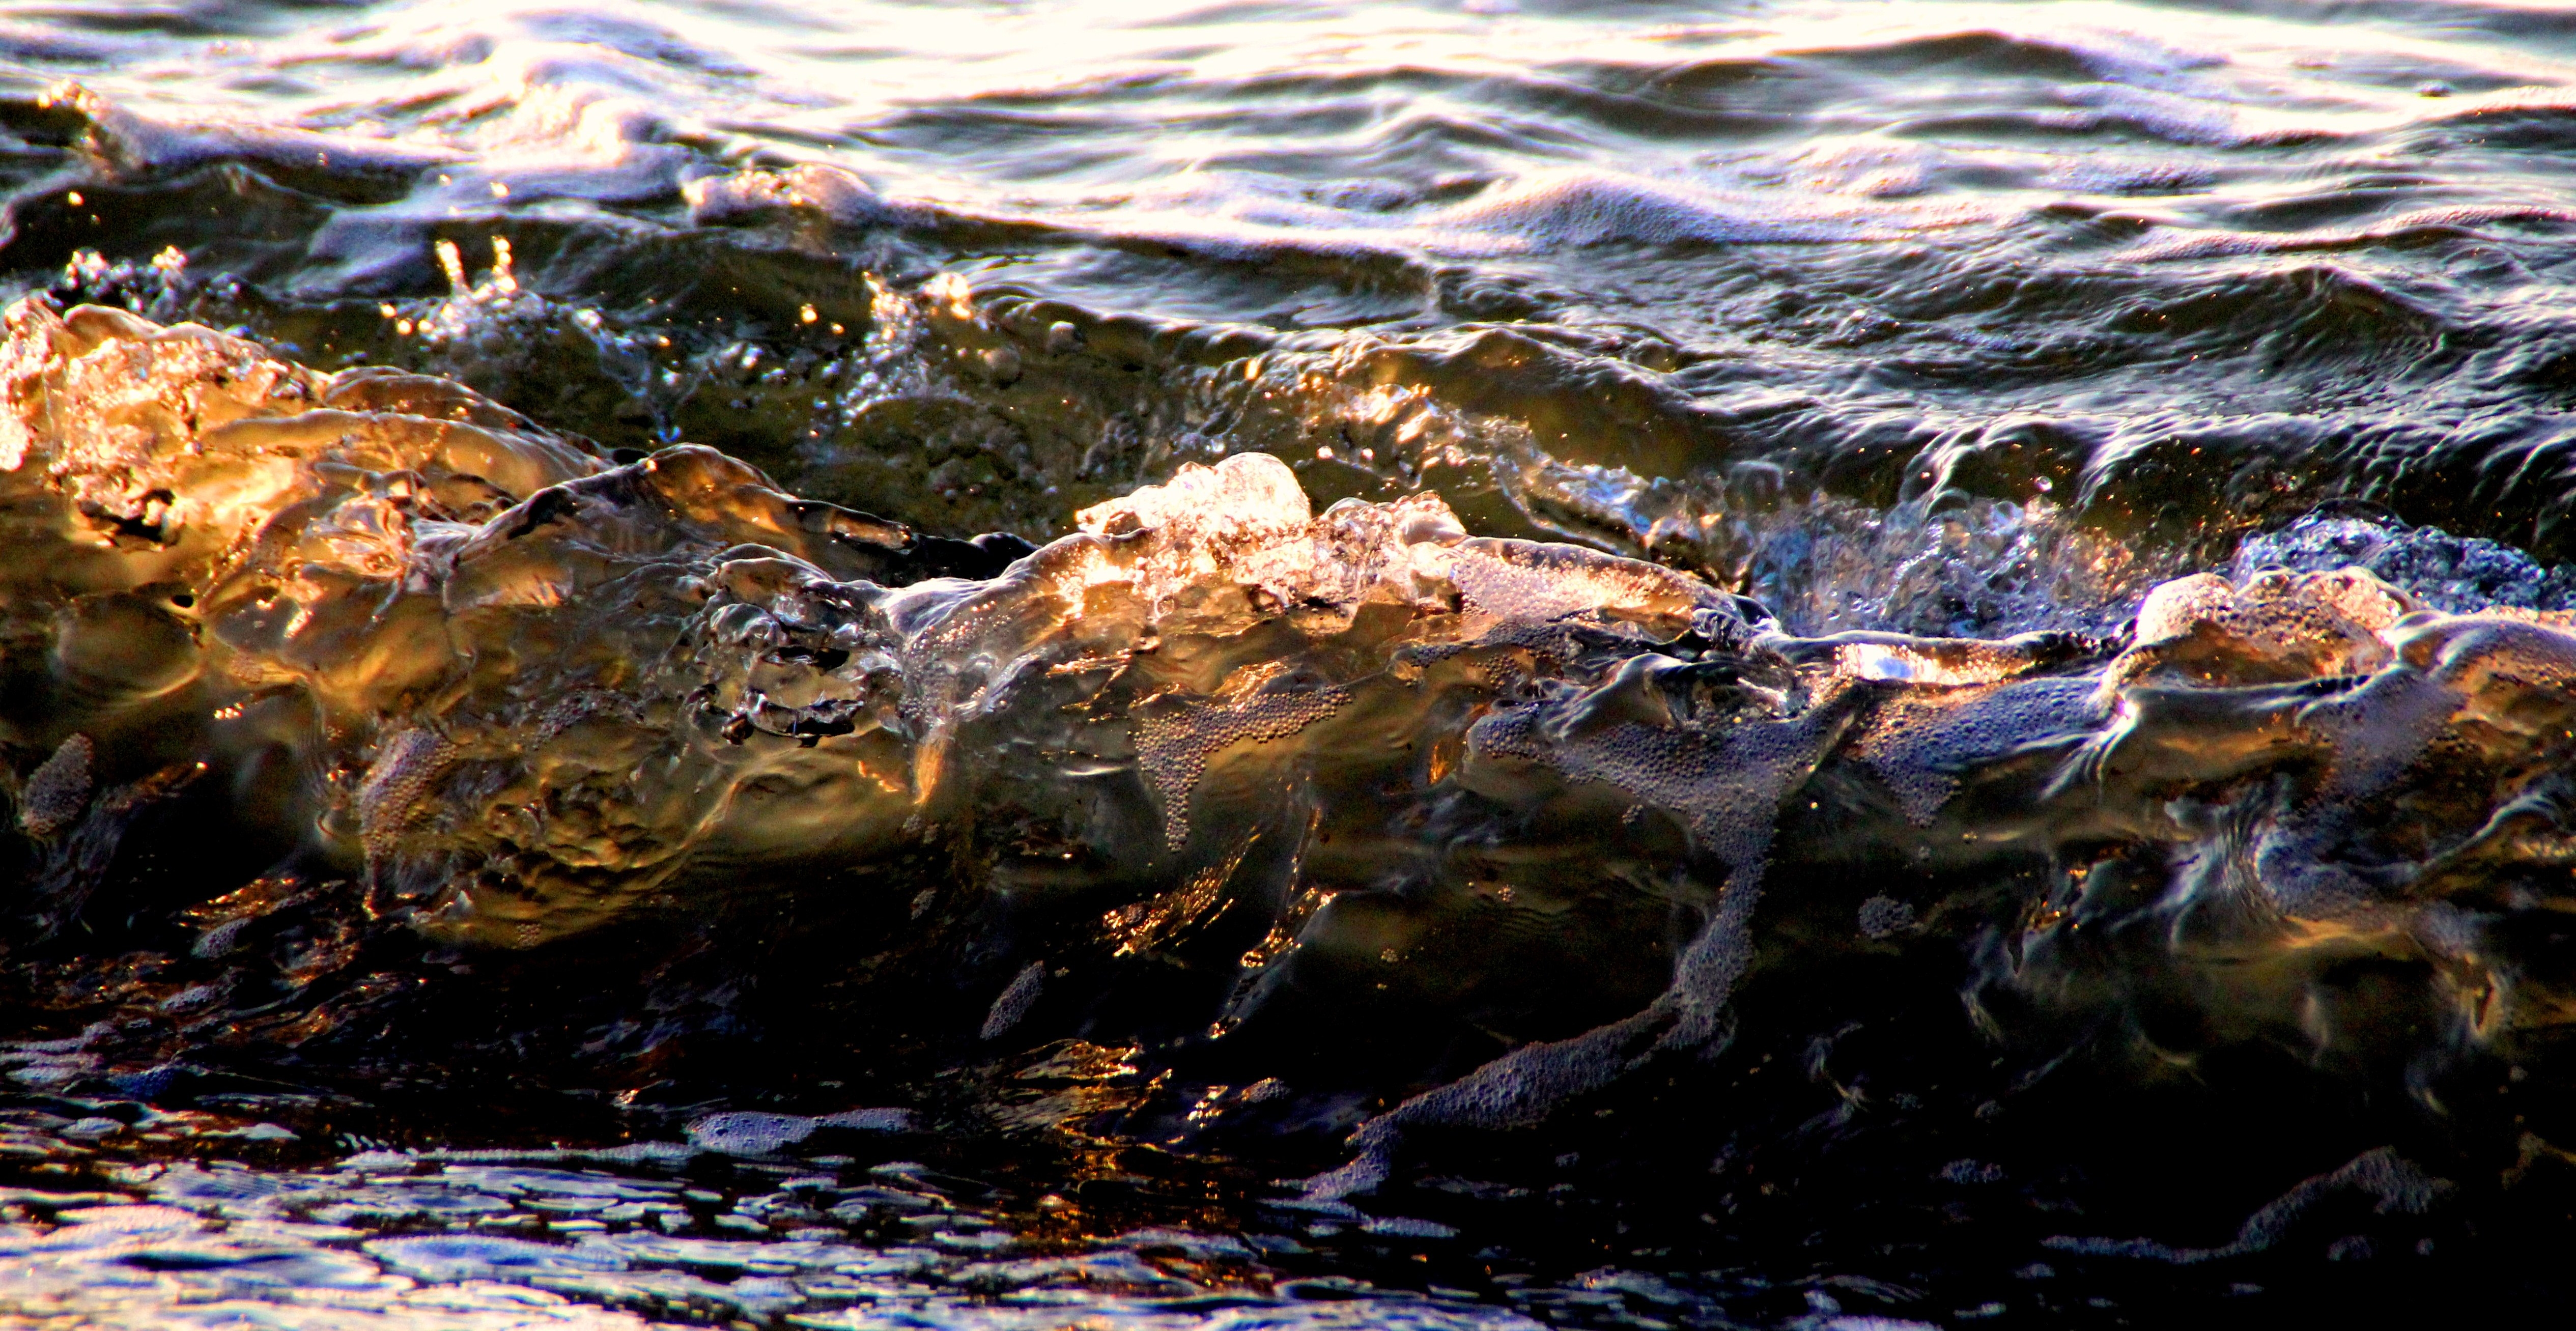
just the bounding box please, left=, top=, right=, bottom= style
left=7, top=0, right=2576, bottom=618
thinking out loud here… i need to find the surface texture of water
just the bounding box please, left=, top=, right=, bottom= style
left=9, top=1, right=2576, bottom=1327
left=14, top=0, right=2576, bottom=582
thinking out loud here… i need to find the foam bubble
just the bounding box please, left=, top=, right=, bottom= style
left=363, top=1233, right=626, bottom=1283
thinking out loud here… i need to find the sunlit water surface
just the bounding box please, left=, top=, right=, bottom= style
left=9, top=0, right=2576, bottom=1326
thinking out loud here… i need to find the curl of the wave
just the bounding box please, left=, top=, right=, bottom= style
left=5, top=297, right=2575, bottom=1195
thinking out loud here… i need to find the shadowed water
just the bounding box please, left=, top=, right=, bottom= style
left=10, top=1, right=2576, bottom=1327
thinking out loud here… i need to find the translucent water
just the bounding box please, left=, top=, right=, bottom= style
left=10, top=1, right=2576, bottom=1326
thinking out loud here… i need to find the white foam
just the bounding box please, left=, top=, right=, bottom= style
left=45, top=82, right=464, bottom=177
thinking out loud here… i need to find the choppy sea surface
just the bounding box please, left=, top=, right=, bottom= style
left=11, top=0, right=2576, bottom=1327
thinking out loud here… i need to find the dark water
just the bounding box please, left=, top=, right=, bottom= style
left=9, top=1, right=2576, bottom=1326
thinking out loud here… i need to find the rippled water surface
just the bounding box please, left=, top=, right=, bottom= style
left=15, top=0, right=2576, bottom=574
left=11, top=0, right=2576, bottom=1326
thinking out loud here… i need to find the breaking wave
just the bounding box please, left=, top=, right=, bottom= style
left=8, top=303, right=2576, bottom=1228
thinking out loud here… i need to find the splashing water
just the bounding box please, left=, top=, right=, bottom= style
left=12, top=0, right=2576, bottom=1325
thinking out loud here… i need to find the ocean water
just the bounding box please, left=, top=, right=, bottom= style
left=14, top=0, right=2576, bottom=583
left=8, top=1, right=2576, bottom=1327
